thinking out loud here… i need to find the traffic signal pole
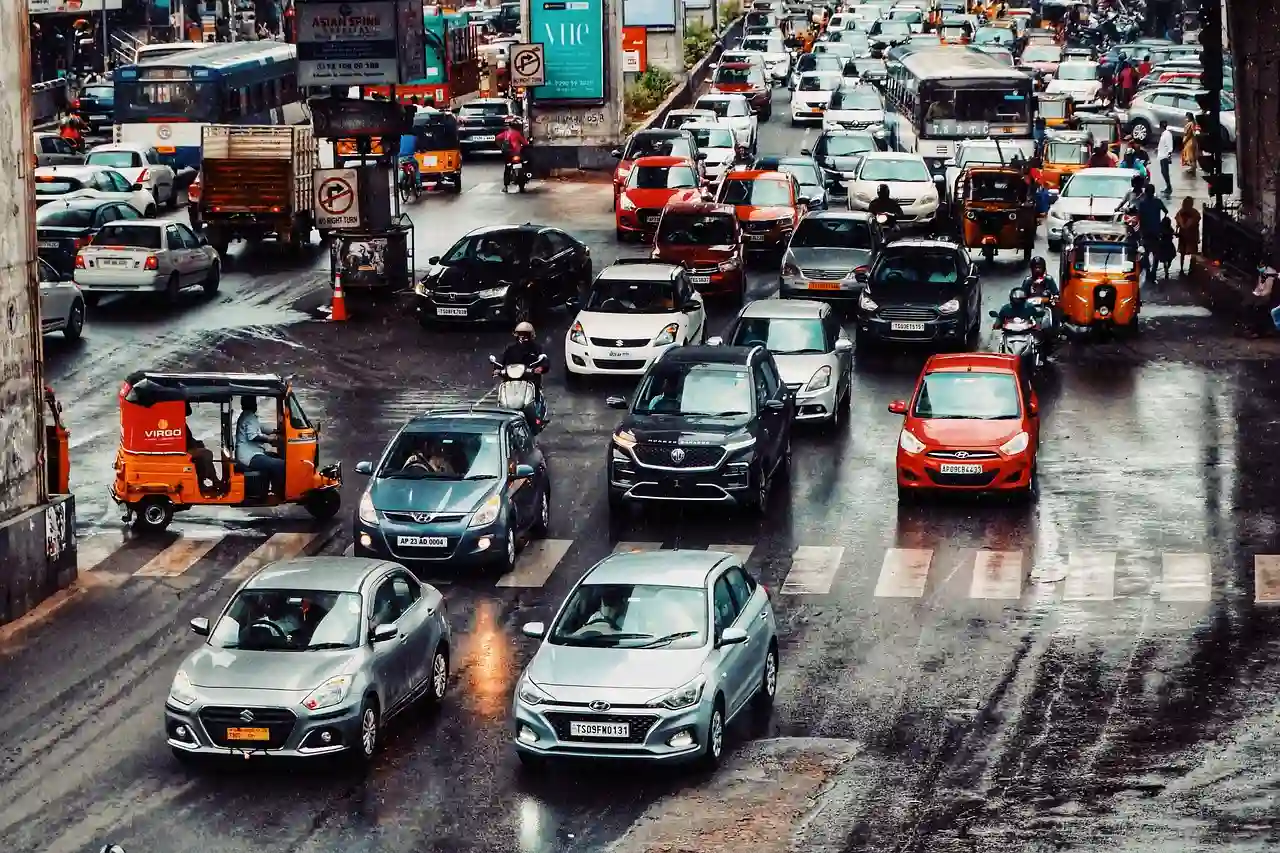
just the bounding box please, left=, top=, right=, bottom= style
left=1196, top=0, right=1228, bottom=210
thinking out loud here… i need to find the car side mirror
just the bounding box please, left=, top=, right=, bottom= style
left=943, top=158, right=956, bottom=167
left=797, top=196, right=811, bottom=206
left=606, top=395, right=628, bottom=409
left=718, top=625, right=749, bottom=646
left=1048, top=189, right=1060, bottom=200
left=854, top=270, right=869, bottom=283
left=522, top=621, right=546, bottom=639
left=697, top=151, right=708, bottom=160
left=932, top=174, right=945, bottom=185
left=428, top=255, right=441, bottom=265
left=514, top=463, right=536, bottom=478
left=835, top=337, right=853, bottom=352
left=989, top=310, right=999, bottom=318
left=683, top=299, right=703, bottom=312
left=355, top=460, right=373, bottom=475
left=706, top=335, right=724, bottom=346
left=800, top=147, right=812, bottom=155
left=888, top=399, right=908, bottom=414
left=190, top=617, right=210, bottom=636
left=566, top=296, right=581, bottom=310
left=765, top=399, right=786, bottom=411
left=131, top=182, right=144, bottom=191
left=371, top=623, right=398, bottom=643
left=610, top=148, right=622, bottom=158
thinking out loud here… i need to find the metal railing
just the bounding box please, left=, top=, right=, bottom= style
left=1203, top=201, right=1269, bottom=275
left=110, top=30, right=147, bottom=69
left=30, top=79, right=71, bottom=125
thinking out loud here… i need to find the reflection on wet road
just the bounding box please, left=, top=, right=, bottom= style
left=7, top=88, right=1280, bottom=853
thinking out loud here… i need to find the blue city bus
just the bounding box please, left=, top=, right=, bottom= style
left=113, top=41, right=309, bottom=170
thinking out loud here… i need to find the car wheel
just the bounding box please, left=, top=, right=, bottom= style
left=348, top=696, right=380, bottom=769
left=897, top=484, right=917, bottom=504
left=699, top=697, right=726, bottom=770
left=132, top=496, right=173, bottom=532
left=1022, top=464, right=1039, bottom=502
left=302, top=489, right=340, bottom=521
left=165, top=272, right=182, bottom=306
left=62, top=299, right=85, bottom=341
left=510, top=292, right=532, bottom=323
left=202, top=262, right=220, bottom=296
left=425, top=644, right=449, bottom=709
left=748, top=468, right=771, bottom=515
left=495, top=530, right=517, bottom=573
left=752, top=642, right=779, bottom=714
left=144, top=205, right=157, bottom=218
left=531, top=485, right=550, bottom=537
left=1128, top=119, right=1151, bottom=143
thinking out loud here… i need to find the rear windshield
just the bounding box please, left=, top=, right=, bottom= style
left=719, top=178, right=792, bottom=206
left=623, top=135, right=694, bottom=161
left=714, top=66, right=756, bottom=86
left=460, top=102, right=511, bottom=116
left=83, top=86, right=114, bottom=99
left=85, top=151, right=142, bottom=169
left=831, top=87, right=882, bottom=110
left=798, top=74, right=837, bottom=92
left=628, top=165, right=698, bottom=189
left=37, top=207, right=94, bottom=227
left=687, top=126, right=736, bottom=149
left=731, top=317, right=827, bottom=354
left=35, top=179, right=83, bottom=195
left=657, top=213, right=737, bottom=245
left=94, top=223, right=161, bottom=249
left=586, top=278, right=679, bottom=312
left=695, top=98, right=732, bottom=117
left=816, top=134, right=875, bottom=157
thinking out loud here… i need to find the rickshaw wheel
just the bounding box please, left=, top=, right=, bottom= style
left=448, top=174, right=462, bottom=194
left=132, top=497, right=174, bottom=533
left=982, top=245, right=996, bottom=264
left=303, top=489, right=341, bottom=522
left=1022, top=245, right=1033, bottom=263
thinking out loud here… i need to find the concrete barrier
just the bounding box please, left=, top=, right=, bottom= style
left=636, top=17, right=746, bottom=135
left=31, top=80, right=71, bottom=127
left=0, top=495, right=78, bottom=628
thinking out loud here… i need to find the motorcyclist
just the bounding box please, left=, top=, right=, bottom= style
left=992, top=286, right=1041, bottom=329
left=867, top=184, right=905, bottom=218
left=498, top=321, right=548, bottom=423
left=1022, top=256, right=1061, bottom=345
left=397, top=132, right=421, bottom=194
left=58, top=113, right=85, bottom=149
left=495, top=117, right=530, bottom=191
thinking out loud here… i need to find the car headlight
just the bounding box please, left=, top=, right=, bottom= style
left=650, top=674, right=706, bottom=710
left=724, top=436, right=756, bottom=453
left=718, top=258, right=739, bottom=271
left=614, top=429, right=637, bottom=450
left=470, top=493, right=502, bottom=527
left=805, top=365, right=832, bottom=391
left=569, top=320, right=587, bottom=345
left=653, top=323, right=680, bottom=346
left=859, top=290, right=878, bottom=312
left=476, top=284, right=510, bottom=299
left=938, top=298, right=960, bottom=314
left=517, top=676, right=551, bottom=706
left=169, top=670, right=197, bottom=706
left=1000, top=431, right=1030, bottom=456
left=899, top=428, right=926, bottom=454
left=620, top=194, right=636, bottom=211
left=358, top=489, right=377, bottom=525
left=414, top=280, right=431, bottom=297
left=302, top=675, right=353, bottom=711
left=781, top=262, right=800, bottom=277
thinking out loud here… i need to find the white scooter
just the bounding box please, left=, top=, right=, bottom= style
left=490, top=353, right=548, bottom=433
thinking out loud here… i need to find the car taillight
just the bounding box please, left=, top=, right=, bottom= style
left=137, top=169, right=149, bottom=184
left=73, top=237, right=88, bottom=250
left=855, top=264, right=869, bottom=275
left=74, top=254, right=85, bottom=269
left=189, top=182, right=201, bottom=201
left=143, top=255, right=158, bottom=270
left=70, top=99, right=80, bottom=109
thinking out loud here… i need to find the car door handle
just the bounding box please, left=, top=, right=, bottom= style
left=399, top=634, right=409, bottom=643
left=758, top=612, right=768, bottom=620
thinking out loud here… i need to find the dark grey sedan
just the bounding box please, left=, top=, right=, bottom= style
left=166, top=557, right=451, bottom=768
left=779, top=210, right=875, bottom=304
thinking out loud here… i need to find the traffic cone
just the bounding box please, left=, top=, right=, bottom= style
left=330, top=272, right=349, bottom=322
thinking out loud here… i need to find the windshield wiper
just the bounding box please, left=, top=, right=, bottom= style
left=464, top=473, right=499, bottom=480
left=710, top=410, right=749, bottom=416
left=635, top=631, right=699, bottom=648
left=772, top=348, right=825, bottom=354
left=306, top=643, right=353, bottom=651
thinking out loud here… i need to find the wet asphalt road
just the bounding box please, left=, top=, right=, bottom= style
left=7, top=87, right=1280, bottom=853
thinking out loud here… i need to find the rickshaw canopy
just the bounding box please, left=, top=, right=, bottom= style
left=1065, top=221, right=1134, bottom=248
left=1037, top=93, right=1072, bottom=117
left=964, top=168, right=1030, bottom=202
left=122, top=372, right=292, bottom=407
left=1075, top=112, right=1120, bottom=142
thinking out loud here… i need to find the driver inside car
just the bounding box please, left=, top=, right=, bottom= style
left=577, top=589, right=629, bottom=633
left=646, top=375, right=683, bottom=413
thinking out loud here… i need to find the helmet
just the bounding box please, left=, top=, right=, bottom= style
left=1030, top=256, right=1046, bottom=274
left=877, top=183, right=891, bottom=198
left=505, top=116, right=521, bottom=128
left=1009, top=287, right=1028, bottom=306
left=514, top=321, right=535, bottom=339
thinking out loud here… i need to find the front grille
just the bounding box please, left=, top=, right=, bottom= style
left=879, top=305, right=940, bottom=322
left=1093, top=284, right=1117, bottom=312
left=544, top=712, right=660, bottom=745
left=741, top=220, right=776, bottom=233
left=892, top=197, right=914, bottom=206
left=434, top=292, right=479, bottom=305
left=382, top=511, right=466, bottom=524
left=590, top=337, right=650, bottom=348
left=634, top=444, right=726, bottom=469
left=926, top=450, right=1000, bottom=460
left=801, top=267, right=852, bottom=280
left=926, top=470, right=999, bottom=487
left=593, top=358, right=647, bottom=370
left=200, top=706, right=296, bottom=750
left=630, top=481, right=730, bottom=500
left=687, top=265, right=720, bottom=275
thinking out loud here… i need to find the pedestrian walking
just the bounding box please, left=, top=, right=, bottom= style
left=1156, top=120, right=1175, bottom=198
left=1174, top=196, right=1201, bottom=275
left=1117, top=62, right=1137, bottom=107
left=1157, top=214, right=1177, bottom=279
left=1135, top=184, right=1167, bottom=284
left=1181, top=112, right=1199, bottom=174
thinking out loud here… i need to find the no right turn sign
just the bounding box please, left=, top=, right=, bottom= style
left=314, top=168, right=361, bottom=229
left=509, top=44, right=546, bottom=88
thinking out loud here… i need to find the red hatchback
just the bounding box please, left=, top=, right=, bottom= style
left=889, top=353, right=1040, bottom=500
left=650, top=201, right=746, bottom=302
left=614, top=156, right=705, bottom=241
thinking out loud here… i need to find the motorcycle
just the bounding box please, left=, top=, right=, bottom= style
left=990, top=312, right=1044, bottom=371
left=503, top=154, right=531, bottom=193
left=872, top=212, right=902, bottom=249
left=398, top=159, right=422, bottom=203
left=490, top=353, right=548, bottom=432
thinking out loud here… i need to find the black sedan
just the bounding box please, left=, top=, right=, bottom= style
left=803, top=129, right=887, bottom=195
left=36, top=197, right=144, bottom=277
left=413, top=224, right=591, bottom=326
left=752, top=155, right=829, bottom=211
left=73, top=84, right=115, bottom=133
left=853, top=238, right=982, bottom=351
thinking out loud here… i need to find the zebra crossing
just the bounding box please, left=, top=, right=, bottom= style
left=75, top=528, right=1280, bottom=606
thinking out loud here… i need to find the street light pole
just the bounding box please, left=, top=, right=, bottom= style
left=101, top=0, right=109, bottom=73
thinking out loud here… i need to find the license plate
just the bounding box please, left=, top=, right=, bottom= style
left=90, top=114, right=106, bottom=120
left=939, top=463, right=984, bottom=475
left=607, top=350, right=632, bottom=358
left=423, top=155, right=439, bottom=167
left=435, top=306, right=468, bottom=317
left=690, top=275, right=711, bottom=284
left=645, top=215, right=660, bottom=224
left=38, top=241, right=59, bottom=249
left=807, top=281, right=841, bottom=290
left=569, top=721, right=630, bottom=738
left=472, top=134, right=496, bottom=142
left=746, top=234, right=766, bottom=242
left=225, top=727, right=270, bottom=741
left=890, top=321, right=926, bottom=331
left=99, top=258, right=130, bottom=266
left=398, top=535, right=448, bottom=547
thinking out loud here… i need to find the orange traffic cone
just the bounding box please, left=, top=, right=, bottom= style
left=330, top=272, right=349, bottom=321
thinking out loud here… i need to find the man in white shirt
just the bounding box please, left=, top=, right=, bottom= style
left=235, top=396, right=284, bottom=493
left=1156, top=120, right=1175, bottom=199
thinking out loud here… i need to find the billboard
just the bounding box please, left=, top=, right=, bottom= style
left=528, top=0, right=606, bottom=104
left=623, top=0, right=676, bottom=29
left=296, top=0, right=424, bottom=87
left=28, top=0, right=124, bottom=12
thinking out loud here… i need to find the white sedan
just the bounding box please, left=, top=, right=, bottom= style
left=685, top=123, right=738, bottom=182
left=846, top=153, right=943, bottom=225
left=1046, top=61, right=1102, bottom=104
left=565, top=263, right=707, bottom=379
left=738, top=35, right=791, bottom=83
left=84, top=143, right=178, bottom=208
left=74, top=220, right=221, bottom=305
left=1044, top=167, right=1140, bottom=251
left=35, top=165, right=158, bottom=216
left=790, top=71, right=841, bottom=125
left=693, top=93, right=758, bottom=151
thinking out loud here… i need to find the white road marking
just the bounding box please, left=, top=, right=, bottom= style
left=498, top=539, right=574, bottom=587
left=466, top=182, right=498, bottom=194
left=873, top=548, right=932, bottom=598
left=708, top=544, right=755, bottom=563
left=223, top=532, right=322, bottom=582
left=1063, top=551, right=1117, bottom=601
left=970, top=550, right=1023, bottom=599
left=1160, top=552, right=1212, bottom=602
left=133, top=534, right=223, bottom=578
left=77, top=533, right=127, bottom=573
left=1254, top=555, right=1280, bottom=603
left=780, top=545, right=845, bottom=595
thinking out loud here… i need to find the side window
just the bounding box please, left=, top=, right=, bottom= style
left=531, top=234, right=554, bottom=261
left=759, top=356, right=782, bottom=398
left=52, top=137, right=74, bottom=154
left=165, top=224, right=184, bottom=248
left=752, top=363, right=770, bottom=409
left=823, top=311, right=839, bottom=350
left=391, top=572, right=421, bottom=611
left=285, top=393, right=312, bottom=429
left=676, top=272, right=693, bottom=303
left=116, top=204, right=142, bottom=220
left=712, top=576, right=741, bottom=636
left=509, top=421, right=533, bottom=460
left=370, top=578, right=401, bottom=626
left=95, top=206, right=119, bottom=227
left=175, top=222, right=201, bottom=247
left=108, top=171, right=132, bottom=192
left=545, top=231, right=571, bottom=256
left=724, top=566, right=757, bottom=611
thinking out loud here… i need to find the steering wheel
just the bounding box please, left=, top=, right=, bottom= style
left=742, top=338, right=768, bottom=348
left=246, top=618, right=287, bottom=641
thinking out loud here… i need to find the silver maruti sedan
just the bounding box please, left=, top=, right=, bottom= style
left=166, top=557, right=451, bottom=768
left=513, top=550, right=778, bottom=770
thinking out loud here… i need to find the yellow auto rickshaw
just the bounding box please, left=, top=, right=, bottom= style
left=1075, top=111, right=1123, bottom=154
left=111, top=372, right=342, bottom=532
left=1037, top=92, right=1074, bottom=128
left=1037, top=129, right=1091, bottom=189
left=953, top=165, right=1037, bottom=263
left=410, top=107, right=463, bottom=194
left=1058, top=221, right=1141, bottom=335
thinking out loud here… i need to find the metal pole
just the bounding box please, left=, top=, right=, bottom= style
left=102, top=0, right=110, bottom=74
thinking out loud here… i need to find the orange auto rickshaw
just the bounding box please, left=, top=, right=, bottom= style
left=953, top=165, right=1037, bottom=263
left=1037, top=92, right=1074, bottom=128
left=111, top=372, right=342, bottom=532
left=1037, top=129, right=1091, bottom=189
left=1057, top=221, right=1141, bottom=335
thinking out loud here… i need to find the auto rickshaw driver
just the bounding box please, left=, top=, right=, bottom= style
left=184, top=402, right=218, bottom=493
left=235, top=396, right=284, bottom=495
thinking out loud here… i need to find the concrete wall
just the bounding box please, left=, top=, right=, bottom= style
left=0, top=3, right=46, bottom=522
left=0, top=495, right=77, bottom=627
left=1226, top=0, right=1280, bottom=262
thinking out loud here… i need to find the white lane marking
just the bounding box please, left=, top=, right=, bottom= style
left=224, top=532, right=322, bottom=582
left=613, top=541, right=661, bottom=554
left=1062, top=551, right=1117, bottom=601
left=970, top=550, right=1023, bottom=599
left=498, top=539, right=574, bottom=587
left=133, top=534, right=223, bottom=578
left=77, top=533, right=127, bottom=573
left=1160, top=552, right=1212, bottom=602
left=873, top=548, right=932, bottom=598
left=780, top=545, right=844, bottom=595
left=708, top=544, right=755, bottom=563
left=466, top=182, right=498, bottom=194
left=1254, top=555, right=1280, bottom=603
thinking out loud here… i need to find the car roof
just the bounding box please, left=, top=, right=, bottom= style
left=35, top=165, right=117, bottom=177
left=739, top=298, right=828, bottom=319
left=685, top=122, right=732, bottom=134
left=660, top=344, right=756, bottom=366
left=882, top=238, right=964, bottom=252
left=632, top=155, right=694, bottom=167
left=633, top=128, right=686, bottom=139
left=859, top=151, right=924, bottom=161
left=821, top=128, right=877, bottom=137
left=718, top=62, right=755, bottom=70
left=470, top=97, right=513, bottom=105
left=87, top=143, right=143, bottom=153
left=597, top=261, right=683, bottom=281
left=663, top=201, right=735, bottom=216
left=753, top=156, right=817, bottom=168
left=695, top=93, right=742, bottom=101
left=1072, top=167, right=1141, bottom=178
left=246, top=557, right=394, bottom=593
left=463, top=223, right=545, bottom=237
left=724, top=169, right=791, bottom=182
left=403, top=407, right=515, bottom=431
left=39, top=196, right=126, bottom=210
left=804, top=208, right=872, bottom=222
left=584, top=550, right=732, bottom=588
left=924, top=353, right=1019, bottom=374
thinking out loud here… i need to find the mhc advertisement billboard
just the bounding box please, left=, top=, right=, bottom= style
left=528, top=0, right=606, bottom=104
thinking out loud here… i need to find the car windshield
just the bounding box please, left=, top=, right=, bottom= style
left=790, top=216, right=872, bottom=248
left=859, top=158, right=929, bottom=181
left=209, top=589, right=363, bottom=651
left=1074, top=242, right=1135, bottom=273
left=875, top=20, right=910, bottom=34
left=1057, top=64, right=1097, bottom=81
left=873, top=251, right=960, bottom=287
left=775, top=162, right=821, bottom=188
left=974, top=28, right=1010, bottom=43
left=623, top=135, right=695, bottom=161
left=83, top=86, right=114, bottom=99
left=831, top=87, right=882, bottom=110
left=1046, top=141, right=1089, bottom=164
left=548, top=583, right=707, bottom=649
left=720, top=177, right=792, bottom=206
left=818, top=134, right=875, bottom=157
left=852, top=58, right=886, bottom=75
left=742, top=37, right=783, bottom=52
left=913, top=372, right=1021, bottom=420
left=957, top=147, right=1006, bottom=168
left=799, top=74, right=837, bottom=92
left=460, top=102, right=511, bottom=116
left=665, top=112, right=707, bottom=129
left=633, top=363, right=752, bottom=417
left=1062, top=173, right=1133, bottom=198
left=732, top=317, right=827, bottom=354
left=35, top=179, right=83, bottom=195
left=713, top=66, right=755, bottom=85
left=628, top=165, right=698, bottom=189
left=36, top=207, right=94, bottom=227
left=657, top=213, right=737, bottom=245
left=1023, top=45, right=1062, bottom=62
left=695, top=98, right=733, bottom=117
left=981, top=49, right=1014, bottom=65
left=94, top=224, right=161, bottom=248
left=687, top=126, right=736, bottom=149
left=586, top=277, right=680, bottom=312
left=85, top=150, right=143, bottom=169
left=377, top=429, right=503, bottom=480
left=890, top=9, right=922, bottom=22
left=443, top=231, right=531, bottom=264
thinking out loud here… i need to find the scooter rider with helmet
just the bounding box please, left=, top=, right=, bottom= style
left=495, top=116, right=530, bottom=191
left=867, top=184, right=905, bottom=218
left=498, top=321, right=548, bottom=423
left=1022, top=255, right=1061, bottom=341
left=992, top=286, right=1041, bottom=329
